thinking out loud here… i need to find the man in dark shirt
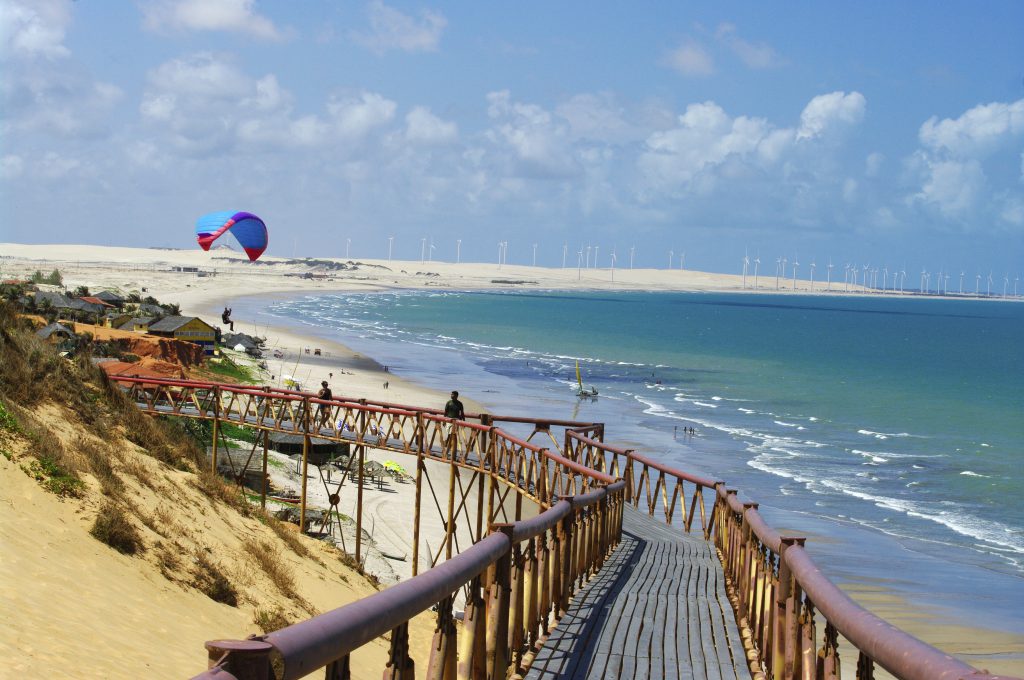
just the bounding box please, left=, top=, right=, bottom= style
left=443, top=390, right=464, bottom=450
left=444, top=391, right=464, bottom=420
left=316, top=381, right=332, bottom=428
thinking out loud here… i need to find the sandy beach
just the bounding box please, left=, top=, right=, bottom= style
left=2, top=243, right=1022, bottom=676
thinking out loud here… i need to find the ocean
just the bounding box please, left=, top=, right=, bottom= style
left=240, top=289, right=1024, bottom=632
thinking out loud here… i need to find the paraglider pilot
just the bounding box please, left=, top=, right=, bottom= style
left=222, top=307, right=234, bottom=331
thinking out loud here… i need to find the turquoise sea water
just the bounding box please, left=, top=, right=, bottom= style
left=244, top=290, right=1024, bottom=632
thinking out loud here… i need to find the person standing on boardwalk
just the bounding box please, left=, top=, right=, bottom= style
left=443, top=390, right=465, bottom=449
left=316, top=380, right=333, bottom=428
left=444, top=390, right=465, bottom=420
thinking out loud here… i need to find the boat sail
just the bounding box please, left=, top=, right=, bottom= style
left=575, top=360, right=598, bottom=398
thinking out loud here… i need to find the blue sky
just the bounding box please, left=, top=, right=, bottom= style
left=2, top=1, right=1023, bottom=279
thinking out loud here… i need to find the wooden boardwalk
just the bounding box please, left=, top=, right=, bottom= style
left=526, top=507, right=751, bottom=680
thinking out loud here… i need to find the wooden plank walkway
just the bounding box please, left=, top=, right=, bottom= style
left=525, top=507, right=751, bottom=680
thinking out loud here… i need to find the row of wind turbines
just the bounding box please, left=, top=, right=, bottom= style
left=740, top=252, right=1022, bottom=298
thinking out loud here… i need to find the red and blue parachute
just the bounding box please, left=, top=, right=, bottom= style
left=195, top=211, right=268, bottom=261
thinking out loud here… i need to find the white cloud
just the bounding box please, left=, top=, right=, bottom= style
left=911, top=156, right=985, bottom=218
left=555, top=93, right=650, bottom=143
left=663, top=40, right=714, bottom=77
left=0, top=0, right=71, bottom=61
left=327, top=91, right=397, bottom=140
left=797, top=91, right=866, bottom=140
left=1001, top=195, right=1024, bottom=226
left=715, top=23, right=783, bottom=69
left=865, top=152, right=884, bottom=177
left=405, top=106, right=457, bottom=144
left=142, top=0, right=283, bottom=40
left=353, top=0, right=446, bottom=54
left=0, top=154, right=24, bottom=179
left=919, top=99, right=1024, bottom=158
left=485, top=90, right=576, bottom=177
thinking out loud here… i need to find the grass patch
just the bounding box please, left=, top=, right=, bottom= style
left=23, top=456, right=85, bottom=498
left=264, top=513, right=313, bottom=560
left=242, top=538, right=297, bottom=598
left=76, top=435, right=123, bottom=496
left=0, top=400, right=19, bottom=433
left=90, top=502, right=143, bottom=555
left=206, top=355, right=256, bottom=383
left=253, top=608, right=292, bottom=633
left=197, top=470, right=255, bottom=517
left=193, top=553, right=238, bottom=606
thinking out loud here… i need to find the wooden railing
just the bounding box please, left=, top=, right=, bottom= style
left=110, top=377, right=1018, bottom=680
left=564, top=429, right=1019, bottom=680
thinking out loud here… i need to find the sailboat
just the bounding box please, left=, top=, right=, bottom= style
left=575, top=360, right=598, bottom=398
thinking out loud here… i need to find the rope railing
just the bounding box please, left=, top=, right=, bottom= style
left=109, top=376, right=1017, bottom=680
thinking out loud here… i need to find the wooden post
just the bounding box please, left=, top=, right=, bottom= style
left=260, top=430, right=268, bottom=510
left=457, top=577, right=486, bottom=680
left=356, top=400, right=367, bottom=565
left=300, top=396, right=310, bottom=534
left=444, top=447, right=457, bottom=561
left=486, top=525, right=514, bottom=680
left=426, top=595, right=456, bottom=680
left=382, top=622, right=415, bottom=680
left=412, top=413, right=425, bottom=577
left=211, top=386, right=221, bottom=475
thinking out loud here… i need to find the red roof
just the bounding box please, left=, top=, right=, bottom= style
left=78, top=296, right=114, bottom=307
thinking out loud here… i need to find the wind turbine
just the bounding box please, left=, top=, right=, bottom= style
left=668, top=250, right=674, bottom=269
left=532, top=243, right=538, bottom=267
left=594, top=245, right=600, bottom=268
left=791, top=256, right=799, bottom=290
left=586, top=245, right=592, bottom=269
left=345, top=237, right=351, bottom=259
left=959, top=270, right=965, bottom=295
left=900, top=269, right=906, bottom=293
left=456, top=239, right=461, bottom=264
left=1003, top=274, right=1009, bottom=298
left=497, top=242, right=503, bottom=268
left=944, top=273, right=950, bottom=296
left=610, top=252, right=617, bottom=282
left=975, top=273, right=981, bottom=295
left=753, top=254, right=760, bottom=289
left=810, top=260, right=816, bottom=291
left=987, top=271, right=993, bottom=297
left=1015, top=276, right=1020, bottom=298
left=562, top=243, right=567, bottom=268
left=781, top=256, right=788, bottom=288
left=844, top=263, right=850, bottom=292
left=629, top=246, right=635, bottom=270
left=429, top=241, right=435, bottom=262
left=862, top=264, right=870, bottom=290
left=882, top=267, right=888, bottom=291
left=920, top=269, right=927, bottom=293
left=827, top=259, right=834, bottom=291
left=742, top=250, right=749, bottom=289
left=387, top=236, right=394, bottom=263
left=420, top=237, right=426, bottom=264
left=576, top=250, right=583, bottom=280
left=775, top=257, right=782, bottom=290
left=680, top=251, right=686, bottom=269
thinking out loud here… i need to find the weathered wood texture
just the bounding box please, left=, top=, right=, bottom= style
left=526, top=507, right=750, bottom=680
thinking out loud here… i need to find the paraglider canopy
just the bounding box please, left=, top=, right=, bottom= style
left=195, top=211, right=268, bottom=261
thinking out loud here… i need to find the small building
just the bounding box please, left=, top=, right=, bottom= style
left=104, top=312, right=132, bottom=329
left=147, top=315, right=217, bottom=354
left=120, top=316, right=154, bottom=332
left=136, top=303, right=165, bottom=316
left=76, top=296, right=114, bottom=316
left=94, top=291, right=125, bottom=308
left=36, top=322, right=76, bottom=351
left=268, top=433, right=349, bottom=467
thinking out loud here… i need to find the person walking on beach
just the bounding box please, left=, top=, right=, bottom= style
left=316, top=380, right=333, bottom=428
left=221, top=307, right=234, bottom=331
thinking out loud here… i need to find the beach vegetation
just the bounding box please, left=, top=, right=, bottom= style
left=253, top=608, right=291, bottom=633
left=90, top=502, right=143, bottom=555
left=206, top=354, right=256, bottom=383
left=71, top=285, right=90, bottom=297
left=243, top=538, right=298, bottom=599
left=30, top=269, right=63, bottom=286
left=197, top=469, right=255, bottom=517
left=192, top=553, right=238, bottom=606
left=0, top=400, right=19, bottom=433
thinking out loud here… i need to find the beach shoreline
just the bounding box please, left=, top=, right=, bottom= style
left=3, top=243, right=1023, bottom=674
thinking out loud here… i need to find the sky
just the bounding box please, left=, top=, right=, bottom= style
left=1, top=0, right=1023, bottom=279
